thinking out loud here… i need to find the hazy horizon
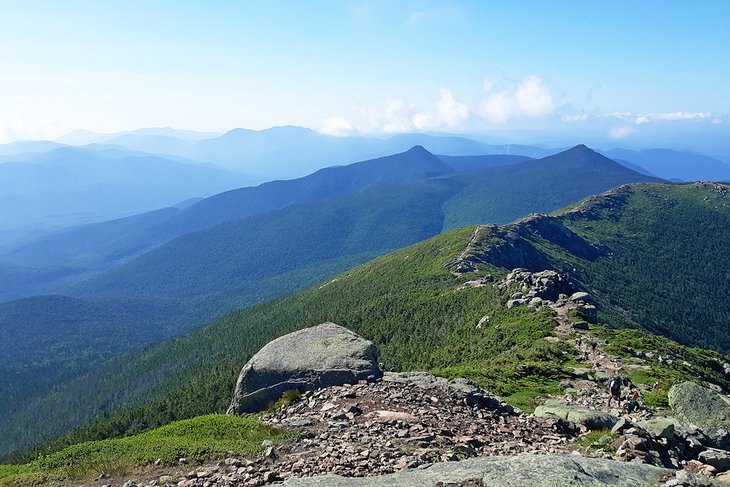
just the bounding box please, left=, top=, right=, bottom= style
left=1, top=0, right=728, bottom=151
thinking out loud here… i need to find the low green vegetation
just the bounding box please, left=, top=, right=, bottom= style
left=590, top=326, right=730, bottom=407
left=578, top=430, right=618, bottom=454
left=0, top=415, right=287, bottom=487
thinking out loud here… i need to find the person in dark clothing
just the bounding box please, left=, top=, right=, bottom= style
left=607, top=376, right=622, bottom=408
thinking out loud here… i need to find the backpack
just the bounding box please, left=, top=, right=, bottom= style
left=608, top=376, right=621, bottom=391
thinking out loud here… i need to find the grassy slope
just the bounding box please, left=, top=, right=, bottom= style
left=0, top=415, right=286, bottom=486
left=544, top=183, right=730, bottom=352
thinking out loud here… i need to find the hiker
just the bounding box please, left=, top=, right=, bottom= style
left=591, top=341, right=597, bottom=353
left=576, top=336, right=583, bottom=348
left=624, top=389, right=640, bottom=413
left=607, top=375, right=622, bottom=409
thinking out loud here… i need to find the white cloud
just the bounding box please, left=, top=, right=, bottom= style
left=319, top=88, right=469, bottom=135
left=316, top=76, right=718, bottom=137
left=515, top=75, right=554, bottom=117
left=607, top=111, right=713, bottom=125
left=411, top=112, right=434, bottom=130
left=561, top=113, right=589, bottom=122
left=319, top=116, right=354, bottom=137
left=609, top=126, right=636, bottom=139
left=479, top=91, right=515, bottom=123
left=478, top=75, right=555, bottom=123
left=382, top=97, right=415, bottom=133
left=607, top=112, right=635, bottom=122
left=434, top=87, right=469, bottom=126
left=0, top=115, right=66, bottom=144
left=636, top=111, right=711, bottom=124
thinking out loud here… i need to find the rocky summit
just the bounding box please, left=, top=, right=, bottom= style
left=228, top=323, right=382, bottom=414
left=135, top=371, right=723, bottom=487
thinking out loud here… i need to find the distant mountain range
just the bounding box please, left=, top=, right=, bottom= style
left=3, top=145, right=657, bottom=303
left=0, top=147, right=253, bottom=232
left=1, top=128, right=727, bottom=248
left=0, top=145, right=660, bottom=453
left=2, top=131, right=729, bottom=460
left=602, top=148, right=730, bottom=182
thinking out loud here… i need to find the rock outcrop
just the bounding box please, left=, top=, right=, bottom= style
left=502, top=268, right=576, bottom=304
left=281, top=454, right=672, bottom=487
left=497, top=268, right=598, bottom=321
left=228, top=323, right=382, bottom=414
left=668, top=382, right=730, bottom=450
left=534, top=401, right=618, bottom=430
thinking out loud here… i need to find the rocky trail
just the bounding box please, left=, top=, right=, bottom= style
left=65, top=272, right=730, bottom=487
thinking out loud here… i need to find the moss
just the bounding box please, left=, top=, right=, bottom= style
left=578, top=430, right=618, bottom=454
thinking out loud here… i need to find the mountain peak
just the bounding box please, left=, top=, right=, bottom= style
left=544, top=144, right=634, bottom=169
left=405, top=145, right=432, bottom=155
left=569, top=143, right=594, bottom=153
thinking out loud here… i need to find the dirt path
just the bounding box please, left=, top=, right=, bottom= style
left=547, top=310, right=657, bottom=419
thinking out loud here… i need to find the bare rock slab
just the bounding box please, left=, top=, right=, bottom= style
left=228, top=323, right=381, bottom=414
left=281, top=454, right=671, bottom=486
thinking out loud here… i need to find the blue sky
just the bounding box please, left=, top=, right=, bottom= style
left=1, top=0, right=728, bottom=144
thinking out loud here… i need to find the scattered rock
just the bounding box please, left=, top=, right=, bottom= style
left=611, top=417, right=633, bottom=435
left=500, top=269, right=576, bottom=303
left=570, top=292, right=590, bottom=302
left=717, top=471, right=730, bottom=484
left=571, top=321, right=590, bottom=330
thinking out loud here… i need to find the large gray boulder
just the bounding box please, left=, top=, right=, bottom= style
left=228, top=323, right=381, bottom=414
left=534, top=401, right=618, bottom=430
left=282, top=454, right=673, bottom=486
left=668, top=381, right=730, bottom=449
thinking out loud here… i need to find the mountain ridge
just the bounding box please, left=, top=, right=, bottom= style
left=3, top=181, right=730, bottom=460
